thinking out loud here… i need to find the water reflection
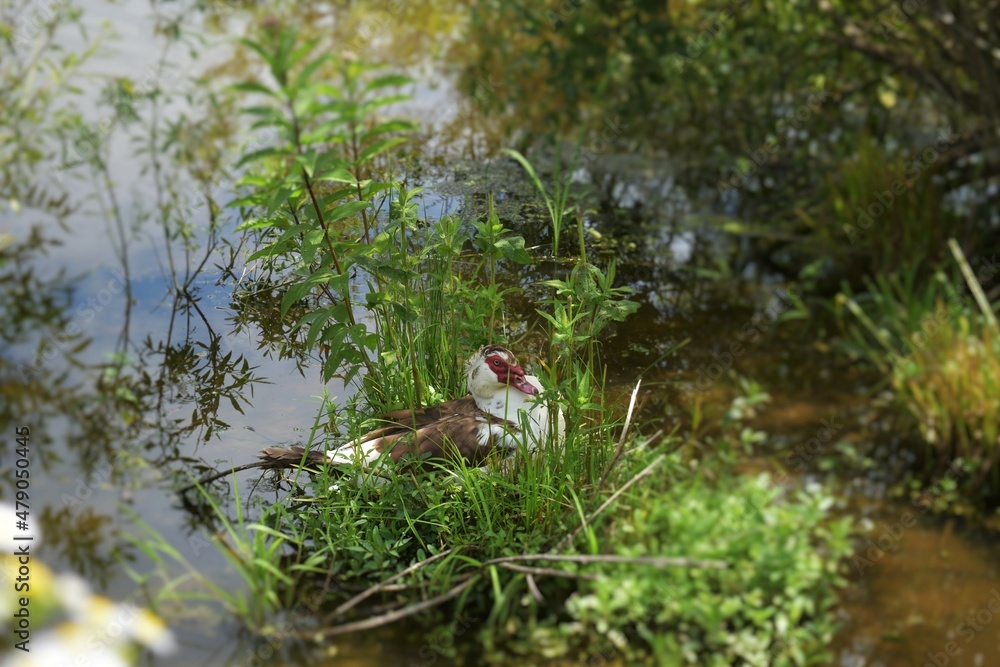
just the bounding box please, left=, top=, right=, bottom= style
left=1, top=229, right=90, bottom=474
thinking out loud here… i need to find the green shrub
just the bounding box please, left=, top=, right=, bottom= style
left=560, top=468, right=851, bottom=666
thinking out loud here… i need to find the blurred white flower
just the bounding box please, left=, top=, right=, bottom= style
left=1, top=569, right=175, bottom=667
left=53, top=574, right=176, bottom=655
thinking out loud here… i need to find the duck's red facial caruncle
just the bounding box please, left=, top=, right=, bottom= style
left=485, top=354, right=538, bottom=396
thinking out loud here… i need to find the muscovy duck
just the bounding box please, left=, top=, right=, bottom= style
left=258, top=345, right=563, bottom=470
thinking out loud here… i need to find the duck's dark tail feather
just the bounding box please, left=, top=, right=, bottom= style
left=257, top=445, right=328, bottom=466
left=178, top=446, right=327, bottom=495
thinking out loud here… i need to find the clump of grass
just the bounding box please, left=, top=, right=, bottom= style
left=899, top=314, right=1000, bottom=476
left=126, top=480, right=312, bottom=628
left=152, top=391, right=852, bottom=665
left=838, top=239, right=1000, bottom=496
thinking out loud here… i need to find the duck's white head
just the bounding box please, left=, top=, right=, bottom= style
left=466, top=345, right=538, bottom=402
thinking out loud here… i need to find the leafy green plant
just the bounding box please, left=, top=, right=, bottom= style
left=505, top=146, right=640, bottom=448
left=1, top=0, right=102, bottom=216
left=359, top=191, right=534, bottom=410
left=229, top=26, right=542, bottom=411
left=560, top=469, right=852, bottom=667
left=230, top=26, right=417, bottom=385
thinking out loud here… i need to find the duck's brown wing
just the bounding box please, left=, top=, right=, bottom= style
left=358, top=396, right=479, bottom=442
left=358, top=397, right=518, bottom=465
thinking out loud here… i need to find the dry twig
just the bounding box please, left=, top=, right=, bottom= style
left=326, top=547, right=457, bottom=621
left=314, top=576, right=480, bottom=638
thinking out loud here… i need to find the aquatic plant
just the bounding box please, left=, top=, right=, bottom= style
left=837, top=240, right=1000, bottom=500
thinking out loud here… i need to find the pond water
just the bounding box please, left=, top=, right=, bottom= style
left=2, top=2, right=999, bottom=666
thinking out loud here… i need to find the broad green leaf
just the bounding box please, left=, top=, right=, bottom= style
left=295, top=149, right=318, bottom=178
left=286, top=37, right=319, bottom=72
left=494, top=235, right=532, bottom=264
left=326, top=199, right=369, bottom=223
left=306, top=119, right=349, bottom=143
left=360, top=120, right=418, bottom=142
left=235, top=218, right=272, bottom=232
left=265, top=187, right=294, bottom=217
left=237, top=38, right=275, bottom=70
left=280, top=281, right=314, bottom=317
left=317, top=187, right=357, bottom=209
left=314, top=163, right=355, bottom=184
left=359, top=94, right=410, bottom=115
left=357, top=137, right=407, bottom=164
left=303, top=308, right=332, bottom=349
left=311, top=83, right=341, bottom=98
left=361, top=181, right=395, bottom=198
left=234, top=146, right=289, bottom=169
left=348, top=324, right=370, bottom=350
left=292, top=52, right=329, bottom=94
left=240, top=105, right=284, bottom=121
left=246, top=243, right=280, bottom=262
left=303, top=228, right=326, bottom=250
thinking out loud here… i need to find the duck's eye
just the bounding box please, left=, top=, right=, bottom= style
left=492, top=359, right=501, bottom=367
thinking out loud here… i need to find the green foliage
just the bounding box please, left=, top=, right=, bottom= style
left=502, top=148, right=573, bottom=258
left=822, top=136, right=961, bottom=279
left=562, top=471, right=851, bottom=666
left=360, top=190, right=534, bottom=409
left=505, top=145, right=641, bottom=423
left=836, top=244, right=1000, bottom=499
left=229, top=25, right=420, bottom=385
left=150, top=385, right=851, bottom=665
left=126, top=482, right=299, bottom=626
left=229, top=27, right=543, bottom=403
left=538, top=258, right=639, bottom=350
